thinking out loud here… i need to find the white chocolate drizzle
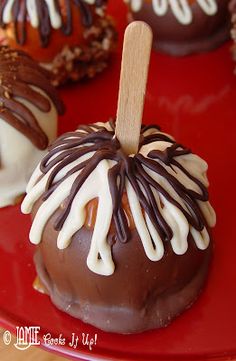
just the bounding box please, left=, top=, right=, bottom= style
left=21, top=122, right=216, bottom=276
left=124, top=0, right=218, bottom=25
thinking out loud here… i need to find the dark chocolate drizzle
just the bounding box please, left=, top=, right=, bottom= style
left=39, top=122, right=209, bottom=244
left=0, top=46, right=64, bottom=149
left=0, top=0, right=107, bottom=47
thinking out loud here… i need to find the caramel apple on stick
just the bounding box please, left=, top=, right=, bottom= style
left=21, top=21, right=216, bottom=334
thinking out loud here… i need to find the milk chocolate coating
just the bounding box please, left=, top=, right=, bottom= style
left=33, top=201, right=212, bottom=334
left=130, top=0, right=230, bottom=56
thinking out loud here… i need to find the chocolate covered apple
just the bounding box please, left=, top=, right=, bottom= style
left=0, top=0, right=117, bottom=86
left=21, top=120, right=216, bottom=333
left=21, top=22, right=216, bottom=334
left=124, top=0, right=230, bottom=56
left=0, top=46, right=64, bottom=208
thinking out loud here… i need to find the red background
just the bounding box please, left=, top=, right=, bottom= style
left=0, top=2, right=236, bottom=360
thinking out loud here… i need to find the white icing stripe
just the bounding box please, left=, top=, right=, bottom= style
left=190, top=226, right=210, bottom=250
left=21, top=122, right=216, bottom=276
left=126, top=180, right=164, bottom=261
left=26, top=164, right=43, bottom=193
left=2, top=0, right=98, bottom=29
left=161, top=196, right=189, bottom=254
left=87, top=160, right=114, bottom=276
left=152, top=0, right=168, bottom=16
left=197, top=0, right=217, bottom=15
left=85, top=0, right=96, bottom=4
left=169, top=0, right=192, bottom=25
left=126, top=0, right=218, bottom=25
left=197, top=200, right=216, bottom=228
left=44, top=0, right=61, bottom=29
left=26, top=0, right=39, bottom=28
left=29, top=175, right=76, bottom=245
left=131, top=0, right=143, bottom=12
left=2, top=0, right=15, bottom=23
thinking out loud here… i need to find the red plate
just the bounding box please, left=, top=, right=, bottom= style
left=1, top=2, right=236, bottom=360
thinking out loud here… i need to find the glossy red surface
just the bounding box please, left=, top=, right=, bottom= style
left=0, top=2, right=236, bottom=360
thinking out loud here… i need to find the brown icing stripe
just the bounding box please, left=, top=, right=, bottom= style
left=0, top=46, right=64, bottom=149
left=0, top=0, right=107, bottom=47
left=39, top=121, right=208, bottom=244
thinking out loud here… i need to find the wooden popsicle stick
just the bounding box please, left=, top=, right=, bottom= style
left=115, top=21, right=153, bottom=155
